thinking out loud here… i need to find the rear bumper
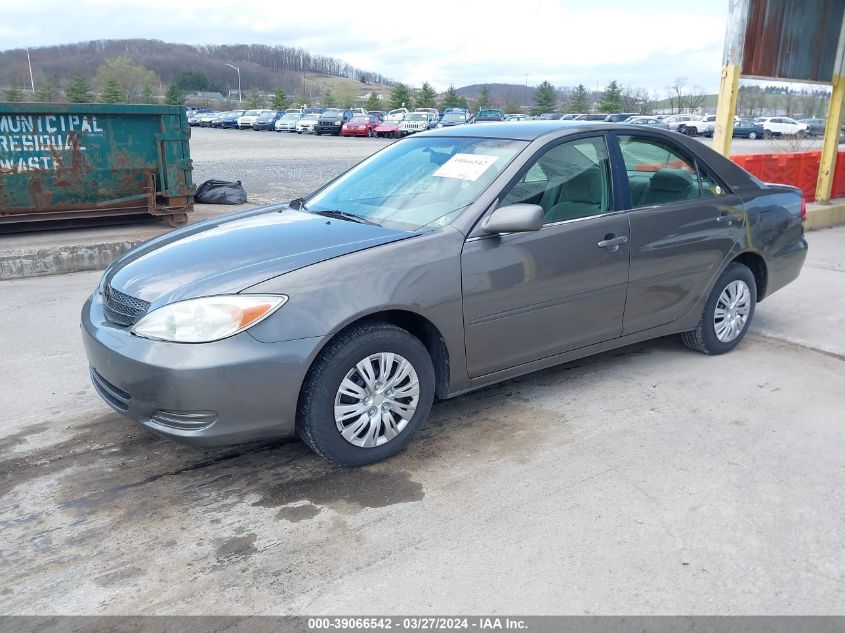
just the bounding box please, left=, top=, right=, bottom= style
left=765, top=236, right=808, bottom=298
left=80, top=293, right=321, bottom=447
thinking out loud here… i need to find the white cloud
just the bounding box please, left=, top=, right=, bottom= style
left=7, top=0, right=730, bottom=92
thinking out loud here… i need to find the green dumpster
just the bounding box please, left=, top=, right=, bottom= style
left=0, top=103, right=194, bottom=227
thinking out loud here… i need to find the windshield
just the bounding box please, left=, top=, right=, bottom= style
left=406, top=113, right=427, bottom=121
left=352, top=116, right=369, bottom=122
left=258, top=112, right=276, bottom=120
left=478, top=110, right=503, bottom=118
left=281, top=113, right=299, bottom=120
left=306, top=137, right=527, bottom=230
left=243, top=110, right=259, bottom=116
left=322, top=109, right=344, bottom=116
left=304, top=113, right=320, bottom=120
left=443, top=113, right=466, bottom=122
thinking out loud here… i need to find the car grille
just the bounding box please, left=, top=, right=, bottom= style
left=103, top=284, right=150, bottom=326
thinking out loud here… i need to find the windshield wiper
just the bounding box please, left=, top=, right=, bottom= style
left=310, top=209, right=381, bottom=226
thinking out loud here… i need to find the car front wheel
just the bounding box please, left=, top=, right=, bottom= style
left=297, top=322, right=435, bottom=466
left=682, top=262, right=757, bottom=355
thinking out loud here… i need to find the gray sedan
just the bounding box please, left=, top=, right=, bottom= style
left=82, top=122, right=808, bottom=466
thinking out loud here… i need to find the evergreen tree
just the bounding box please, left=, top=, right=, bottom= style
left=416, top=82, right=437, bottom=109
left=65, top=74, right=93, bottom=103
left=532, top=81, right=557, bottom=115
left=3, top=87, right=24, bottom=102
left=139, top=84, right=158, bottom=104
left=567, top=84, right=589, bottom=113
left=322, top=89, right=337, bottom=108
left=365, top=92, right=381, bottom=111
left=439, top=84, right=468, bottom=110
left=246, top=89, right=263, bottom=108
left=476, top=86, right=492, bottom=109
left=99, top=77, right=123, bottom=103
left=271, top=88, right=291, bottom=110
left=598, top=80, right=622, bottom=113
left=35, top=78, right=59, bottom=102
left=164, top=84, right=184, bottom=105
left=389, top=83, right=413, bottom=110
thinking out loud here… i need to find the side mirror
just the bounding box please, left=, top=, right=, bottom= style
left=482, top=204, right=544, bottom=234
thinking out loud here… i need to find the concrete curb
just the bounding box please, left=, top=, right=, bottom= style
left=0, top=240, right=145, bottom=281
left=806, top=201, right=845, bottom=231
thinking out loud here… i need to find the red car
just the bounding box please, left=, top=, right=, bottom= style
left=374, top=118, right=402, bottom=138
left=341, top=115, right=381, bottom=137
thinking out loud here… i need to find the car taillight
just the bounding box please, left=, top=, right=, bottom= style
left=800, top=194, right=807, bottom=223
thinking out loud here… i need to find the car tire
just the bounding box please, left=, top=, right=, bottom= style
left=748, top=131, right=757, bottom=140
left=681, top=262, right=757, bottom=355
left=297, top=322, right=435, bottom=467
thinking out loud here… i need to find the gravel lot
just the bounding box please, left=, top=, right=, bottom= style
left=189, top=126, right=841, bottom=206
left=191, top=127, right=393, bottom=204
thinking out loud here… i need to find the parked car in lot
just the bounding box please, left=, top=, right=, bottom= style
left=798, top=118, right=826, bottom=137
left=296, top=112, right=322, bottom=134
left=316, top=109, right=354, bottom=135
left=473, top=108, right=506, bottom=122
left=83, top=121, right=807, bottom=467
left=506, top=114, right=530, bottom=121
left=399, top=111, right=438, bottom=136
left=663, top=114, right=701, bottom=132
left=573, top=113, right=609, bottom=121
left=625, top=116, right=669, bottom=128
left=215, top=110, right=245, bottom=128
left=604, top=113, right=640, bottom=123
left=237, top=109, right=272, bottom=129
left=342, top=114, right=382, bottom=137
left=437, top=110, right=470, bottom=127
left=754, top=116, right=808, bottom=138
left=197, top=111, right=222, bottom=127
left=374, top=116, right=403, bottom=138
left=680, top=115, right=716, bottom=136
left=703, top=119, right=765, bottom=139
left=275, top=111, right=304, bottom=132
left=538, top=113, right=563, bottom=120
left=252, top=110, right=283, bottom=131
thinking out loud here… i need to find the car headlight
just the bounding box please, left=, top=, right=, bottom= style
left=334, top=120, right=342, bottom=125
left=131, top=295, right=288, bottom=343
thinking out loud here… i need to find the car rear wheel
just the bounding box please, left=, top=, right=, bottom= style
left=297, top=322, right=435, bottom=467
left=681, top=262, right=756, bottom=355
left=748, top=131, right=757, bottom=140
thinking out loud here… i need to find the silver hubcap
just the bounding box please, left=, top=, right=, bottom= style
left=714, top=280, right=751, bottom=343
left=334, top=353, right=420, bottom=448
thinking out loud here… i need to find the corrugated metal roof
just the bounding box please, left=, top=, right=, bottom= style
left=741, top=0, right=845, bottom=82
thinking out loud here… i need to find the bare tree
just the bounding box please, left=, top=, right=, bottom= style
left=685, top=85, right=705, bottom=112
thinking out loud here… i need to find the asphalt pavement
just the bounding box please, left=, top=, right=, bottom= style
left=1, top=227, right=843, bottom=615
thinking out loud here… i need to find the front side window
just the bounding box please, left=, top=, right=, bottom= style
left=501, top=136, right=612, bottom=223
left=618, top=135, right=725, bottom=207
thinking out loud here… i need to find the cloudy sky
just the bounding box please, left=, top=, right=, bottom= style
left=4, top=0, right=730, bottom=93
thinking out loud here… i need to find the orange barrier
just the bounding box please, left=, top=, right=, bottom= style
left=731, top=151, right=845, bottom=201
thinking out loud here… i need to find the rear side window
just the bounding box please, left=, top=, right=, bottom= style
left=617, top=135, right=725, bottom=208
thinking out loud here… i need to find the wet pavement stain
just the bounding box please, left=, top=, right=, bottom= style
left=253, top=469, right=424, bottom=511
left=215, top=533, right=257, bottom=562
left=0, top=422, right=51, bottom=453
left=275, top=503, right=321, bottom=522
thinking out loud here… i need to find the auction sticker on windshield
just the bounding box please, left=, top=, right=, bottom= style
left=434, top=154, right=499, bottom=181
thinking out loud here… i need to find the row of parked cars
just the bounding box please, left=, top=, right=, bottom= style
left=187, top=106, right=506, bottom=138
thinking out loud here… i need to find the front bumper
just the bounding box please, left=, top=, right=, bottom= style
left=341, top=127, right=369, bottom=136
left=316, top=123, right=343, bottom=135
left=81, top=293, right=322, bottom=447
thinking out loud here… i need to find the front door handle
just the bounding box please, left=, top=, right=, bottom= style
left=597, top=235, right=628, bottom=253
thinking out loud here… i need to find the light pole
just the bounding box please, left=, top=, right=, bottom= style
left=26, top=48, right=35, bottom=94
left=226, top=63, right=241, bottom=103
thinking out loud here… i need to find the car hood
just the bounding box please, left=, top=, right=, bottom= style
left=104, top=206, right=418, bottom=306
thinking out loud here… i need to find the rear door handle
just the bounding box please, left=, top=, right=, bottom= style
left=597, top=235, right=628, bottom=252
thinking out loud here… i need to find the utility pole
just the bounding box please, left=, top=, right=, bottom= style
left=26, top=48, right=35, bottom=93
left=226, top=63, right=241, bottom=103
